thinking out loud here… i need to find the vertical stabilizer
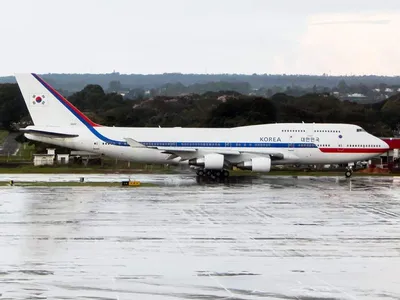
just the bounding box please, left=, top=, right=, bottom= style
left=15, top=73, right=99, bottom=128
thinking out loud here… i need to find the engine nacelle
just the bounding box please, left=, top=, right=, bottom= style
left=189, top=153, right=225, bottom=170
left=237, top=157, right=271, bottom=172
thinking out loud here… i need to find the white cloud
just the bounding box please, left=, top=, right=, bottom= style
left=291, top=13, right=400, bottom=75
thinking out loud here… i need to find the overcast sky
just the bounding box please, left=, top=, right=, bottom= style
left=1, top=0, right=399, bottom=76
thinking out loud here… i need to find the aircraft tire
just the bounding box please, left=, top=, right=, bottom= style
left=345, top=170, right=352, bottom=178
left=197, top=169, right=205, bottom=177
left=223, top=170, right=230, bottom=178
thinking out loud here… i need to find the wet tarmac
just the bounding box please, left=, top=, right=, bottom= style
left=0, top=174, right=400, bottom=299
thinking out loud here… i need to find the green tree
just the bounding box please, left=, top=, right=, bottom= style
left=107, top=80, right=122, bottom=93
left=0, top=84, right=29, bottom=130
left=206, top=96, right=277, bottom=127
left=337, top=80, right=349, bottom=94
left=379, top=83, right=388, bottom=93
left=68, top=84, right=106, bottom=112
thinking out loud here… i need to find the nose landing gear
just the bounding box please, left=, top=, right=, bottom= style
left=345, top=167, right=353, bottom=178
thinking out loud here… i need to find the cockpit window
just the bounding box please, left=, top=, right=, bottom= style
left=357, top=128, right=366, bottom=132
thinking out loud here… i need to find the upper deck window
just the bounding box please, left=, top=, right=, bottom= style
left=357, top=128, right=366, bottom=132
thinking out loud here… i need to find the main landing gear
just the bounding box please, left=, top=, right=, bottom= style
left=345, top=167, right=353, bottom=178
left=196, top=169, right=230, bottom=180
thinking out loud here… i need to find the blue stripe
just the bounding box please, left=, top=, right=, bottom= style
left=99, top=140, right=318, bottom=149
left=33, top=73, right=128, bottom=145
left=32, top=75, right=319, bottom=150
left=139, top=142, right=318, bottom=149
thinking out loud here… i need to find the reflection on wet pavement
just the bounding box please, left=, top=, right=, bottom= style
left=0, top=174, right=400, bottom=299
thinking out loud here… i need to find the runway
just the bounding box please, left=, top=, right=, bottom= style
left=0, top=175, right=399, bottom=299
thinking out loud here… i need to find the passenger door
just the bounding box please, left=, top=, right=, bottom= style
left=93, top=141, right=100, bottom=151
left=337, top=142, right=344, bottom=152
left=288, top=135, right=295, bottom=152
left=306, top=123, right=314, bottom=139
left=337, top=133, right=344, bottom=152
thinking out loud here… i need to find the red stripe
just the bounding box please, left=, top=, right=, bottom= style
left=381, top=138, right=400, bottom=150
left=319, top=148, right=387, bottom=153
left=34, top=74, right=100, bottom=127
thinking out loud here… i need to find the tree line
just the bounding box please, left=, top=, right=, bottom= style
left=2, top=73, right=400, bottom=91
left=0, top=83, right=400, bottom=137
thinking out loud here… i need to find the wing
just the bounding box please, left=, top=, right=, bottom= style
left=124, top=137, right=198, bottom=160
left=123, top=138, right=286, bottom=161
left=124, top=138, right=148, bottom=148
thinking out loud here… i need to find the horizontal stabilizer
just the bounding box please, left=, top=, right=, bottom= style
left=20, top=128, right=79, bottom=138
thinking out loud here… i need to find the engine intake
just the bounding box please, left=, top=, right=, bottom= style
left=237, top=157, right=271, bottom=172
left=189, top=153, right=224, bottom=170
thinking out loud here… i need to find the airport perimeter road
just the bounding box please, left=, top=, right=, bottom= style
left=0, top=175, right=399, bottom=300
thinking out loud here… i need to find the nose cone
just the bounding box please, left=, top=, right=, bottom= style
left=381, top=139, right=390, bottom=150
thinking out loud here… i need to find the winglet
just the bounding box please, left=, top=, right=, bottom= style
left=124, top=138, right=147, bottom=148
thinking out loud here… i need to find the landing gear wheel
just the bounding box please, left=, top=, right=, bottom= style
left=196, top=169, right=230, bottom=182
left=345, top=170, right=352, bottom=178
left=196, top=169, right=205, bottom=177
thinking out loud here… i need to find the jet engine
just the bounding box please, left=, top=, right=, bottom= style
left=189, top=153, right=224, bottom=170
left=237, top=157, right=271, bottom=172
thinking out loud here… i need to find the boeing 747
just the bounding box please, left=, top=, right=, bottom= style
left=15, top=73, right=389, bottom=178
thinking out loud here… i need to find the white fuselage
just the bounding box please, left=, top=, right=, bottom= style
left=25, top=123, right=389, bottom=166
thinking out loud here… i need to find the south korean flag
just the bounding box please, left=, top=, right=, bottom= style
left=31, top=94, right=47, bottom=106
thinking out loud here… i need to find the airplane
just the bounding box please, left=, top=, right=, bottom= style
left=15, top=73, right=390, bottom=179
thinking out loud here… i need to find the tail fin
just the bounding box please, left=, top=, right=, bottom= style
left=15, top=73, right=99, bottom=128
